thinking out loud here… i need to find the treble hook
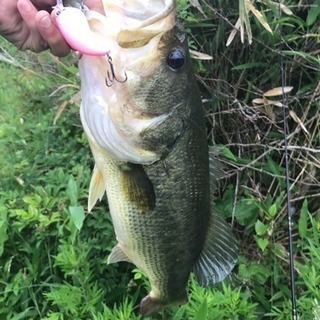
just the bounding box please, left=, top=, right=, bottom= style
left=105, top=55, right=128, bottom=87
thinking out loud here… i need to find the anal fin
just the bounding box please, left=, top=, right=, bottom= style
left=88, top=165, right=105, bottom=212
left=108, top=244, right=131, bottom=264
left=193, top=213, right=238, bottom=286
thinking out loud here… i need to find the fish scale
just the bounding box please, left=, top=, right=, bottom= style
left=90, top=102, right=209, bottom=306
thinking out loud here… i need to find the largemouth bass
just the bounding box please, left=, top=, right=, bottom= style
left=56, top=0, right=238, bottom=316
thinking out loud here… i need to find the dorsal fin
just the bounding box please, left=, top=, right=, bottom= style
left=88, top=165, right=105, bottom=212
left=208, top=146, right=224, bottom=195
left=193, top=213, right=238, bottom=286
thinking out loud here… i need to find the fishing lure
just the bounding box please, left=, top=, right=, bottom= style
left=53, top=1, right=109, bottom=56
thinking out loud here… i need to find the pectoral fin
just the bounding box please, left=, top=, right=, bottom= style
left=88, top=165, right=105, bottom=212
left=120, top=163, right=156, bottom=214
left=193, top=213, right=238, bottom=286
left=108, top=244, right=131, bottom=264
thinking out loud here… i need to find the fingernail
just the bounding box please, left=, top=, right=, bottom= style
left=39, top=15, right=52, bottom=28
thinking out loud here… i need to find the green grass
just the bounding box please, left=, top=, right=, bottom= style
left=1, top=0, right=320, bottom=319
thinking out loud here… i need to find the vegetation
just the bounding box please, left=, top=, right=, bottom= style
left=0, top=0, right=319, bottom=319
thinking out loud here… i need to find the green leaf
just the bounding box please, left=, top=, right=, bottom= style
left=266, top=155, right=282, bottom=176
left=234, top=198, right=260, bottom=227
left=247, top=262, right=271, bottom=284
left=268, top=203, right=277, bottom=218
left=298, top=199, right=309, bottom=239
left=218, top=145, right=237, bottom=161
left=282, top=50, right=320, bottom=66
left=306, top=0, right=320, bottom=26
left=255, top=236, right=269, bottom=252
left=67, top=176, right=78, bottom=206
left=270, top=291, right=285, bottom=302
left=9, top=308, right=34, bottom=320
left=172, top=306, right=186, bottom=320
left=133, top=269, right=142, bottom=280
left=239, top=0, right=252, bottom=43
left=23, top=195, right=41, bottom=206
left=194, top=297, right=208, bottom=320
left=255, top=219, right=269, bottom=236
left=69, top=206, right=85, bottom=231
left=0, top=205, right=8, bottom=257
left=44, top=285, right=82, bottom=312
left=232, top=62, right=267, bottom=70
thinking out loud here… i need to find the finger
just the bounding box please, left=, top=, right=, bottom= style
left=17, top=0, right=39, bottom=32
left=17, top=0, right=49, bottom=51
left=36, top=10, right=71, bottom=57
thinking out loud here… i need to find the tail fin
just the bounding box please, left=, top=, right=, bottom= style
left=193, top=213, right=238, bottom=286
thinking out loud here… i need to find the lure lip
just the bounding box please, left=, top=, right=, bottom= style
left=53, top=5, right=110, bottom=56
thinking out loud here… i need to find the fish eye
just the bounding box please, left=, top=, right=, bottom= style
left=167, top=49, right=185, bottom=71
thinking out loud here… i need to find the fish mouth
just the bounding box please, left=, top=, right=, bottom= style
left=104, top=0, right=175, bottom=26
left=103, top=0, right=176, bottom=48
left=79, top=0, right=179, bottom=165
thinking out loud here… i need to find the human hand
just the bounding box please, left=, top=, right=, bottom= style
left=0, top=0, right=105, bottom=56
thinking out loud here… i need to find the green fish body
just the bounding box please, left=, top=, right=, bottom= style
left=77, top=0, right=238, bottom=316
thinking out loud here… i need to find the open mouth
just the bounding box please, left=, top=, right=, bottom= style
left=104, top=0, right=176, bottom=48
left=104, top=0, right=175, bottom=26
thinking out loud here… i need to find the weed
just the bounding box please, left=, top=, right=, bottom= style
left=1, top=0, right=319, bottom=319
